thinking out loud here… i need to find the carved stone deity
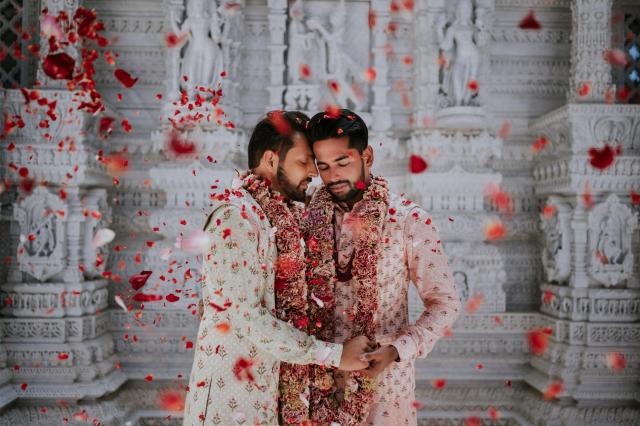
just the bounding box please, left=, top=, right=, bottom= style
left=436, top=0, right=489, bottom=108
left=169, top=0, right=225, bottom=99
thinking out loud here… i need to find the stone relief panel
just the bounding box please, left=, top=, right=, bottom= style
left=13, top=187, right=67, bottom=282
left=588, top=194, right=638, bottom=288
left=283, top=0, right=371, bottom=112
left=539, top=197, right=572, bottom=284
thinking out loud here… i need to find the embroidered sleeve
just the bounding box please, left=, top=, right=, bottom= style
left=391, top=207, right=462, bottom=361
left=204, top=205, right=343, bottom=368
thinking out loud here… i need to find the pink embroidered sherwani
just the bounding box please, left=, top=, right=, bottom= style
left=183, top=185, right=343, bottom=426
left=331, top=191, right=462, bottom=426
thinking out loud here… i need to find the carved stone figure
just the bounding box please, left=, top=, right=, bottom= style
left=13, top=187, right=67, bottom=282
left=169, top=0, right=224, bottom=99
left=540, top=200, right=572, bottom=284
left=588, top=195, right=638, bottom=287
left=436, top=0, right=488, bottom=107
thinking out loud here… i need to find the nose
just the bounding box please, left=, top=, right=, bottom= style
left=308, top=162, right=319, bottom=178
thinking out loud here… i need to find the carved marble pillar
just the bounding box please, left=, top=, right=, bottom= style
left=370, top=0, right=392, bottom=133
left=567, top=0, right=613, bottom=103
left=267, top=0, right=287, bottom=111
left=528, top=103, right=640, bottom=404
left=413, top=0, right=444, bottom=129
left=0, top=0, right=126, bottom=406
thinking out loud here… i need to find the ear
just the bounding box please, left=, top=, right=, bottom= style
left=362, top=146, right=374, bottom=168
left=260, top=150, right=279, bottom=173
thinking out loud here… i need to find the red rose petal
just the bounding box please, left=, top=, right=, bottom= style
left=602, top=49, right=628, bottom=68
left=42, top=53, right=75, bottom=80
left=166, top=293, right=180, bottom=303
left=532, top=136, right=549, bottom=154
left=631, top=191, right=640, bottom=206
left=431, top=378, right=447, bottom=389
left=485, top=220, right=506, bottom=241
left=98, top=116, right=115, bottom=139
left=409, top=154, right=428, bottom=173
left=605, top=352, right=626, bottom=371
left=157, top=389, right=185, bottom=412
left=299, top=63, right=311, bottom=79
left=167, top=130, right=197, bottom=156
left=519, top=10, right=542, bottom=30
left=528, top=328, right=549, bottom=356
left=577, top=81, right=591, bottom=97
left=129, top=270, right=152, bottom=290
left=114, top=68, right=138, bottom=88
left=588, top=143, right=617, bottom=170
left=466, top=294, right=484, bottom=314
left=132, top=293, right=163, bottom=302
left=543, top=380, right=564, bottom=400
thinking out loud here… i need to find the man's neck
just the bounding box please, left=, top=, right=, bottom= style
left=335, top=174, right=371, bottom=212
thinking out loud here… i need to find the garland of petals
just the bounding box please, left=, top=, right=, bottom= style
left=304, top=176, right=389, bottom=425
left=241, top=172, right=310, bottom=424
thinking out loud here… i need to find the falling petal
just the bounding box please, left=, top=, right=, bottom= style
left=409, top=154, right=428, bottom=173
left=528, top=328, right=550, bottom=356
left=42, top=53, right=75, bottom=80
left=157, top=389, right=185, bottom=412
left=519, top=10, right=542, bottom=30
left=129, top=270, right=152, bottom=291
left=114, top=68, right=138, bottom=88
left=543, top=380, right=564, bottom=400
left=605, top=352, right=626, bottom=371
left=177, top=230, right=211, bottom=254
left=466, top=294, right=484, bottom=314
left=484, top=220, right=506, bottom=241
left=165, top=32, right=188, bottom=48
left=431, top=378, right=447, bottom=389
left=92, top=228, right=115, bottom=248
left=588, top=143, right=618, bottom=170
left=114, top=295, right=128, bottom=312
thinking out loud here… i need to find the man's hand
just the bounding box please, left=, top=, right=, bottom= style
left=361, top=345, right=399, bottom=377
left=338, top=335, right=376, bottom=371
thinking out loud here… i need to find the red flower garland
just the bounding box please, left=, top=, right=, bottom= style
left=304, top=176, right=389, bottom=425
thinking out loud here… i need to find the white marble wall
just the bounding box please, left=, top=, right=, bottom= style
left=0, top=0, right=638, bottom=424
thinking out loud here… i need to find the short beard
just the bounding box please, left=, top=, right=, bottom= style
left=276, top=166, right=309, bottom=202
left=326, top=163, right=366, bottom=202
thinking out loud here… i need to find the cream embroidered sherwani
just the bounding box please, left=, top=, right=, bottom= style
left=183, top=185, right=343, bottom=426
left=331, top=191, right=462, bottom=426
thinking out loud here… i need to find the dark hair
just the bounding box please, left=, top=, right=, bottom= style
left=247, top=110, right=310, bottom=169
left=307, top=108, right=368, bottom=153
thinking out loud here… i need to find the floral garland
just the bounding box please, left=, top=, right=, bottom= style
left=304, top=176, right=389, bottom=425
left=240, top=171, right=310, bottom=425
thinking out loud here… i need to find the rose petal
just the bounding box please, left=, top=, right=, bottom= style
left=409, top=154, right=428, bottom=173
left=42, top=53, right=75, bottom=80
left=92, top=228, right=115, bottom=248
left=519, top=10, right=542, bottom=30
left=177, top=230, right=211, bottom=254
left=114, top=295, right=128, bottom=312
left=114, top=68, right=138, bottom=88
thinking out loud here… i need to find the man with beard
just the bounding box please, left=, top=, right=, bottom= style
left=299, top=109, right=462, bottom=425
left=183, top=111, right=374, bottom=426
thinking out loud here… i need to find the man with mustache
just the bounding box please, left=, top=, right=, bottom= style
left=183, top=111, right=374, bottom=426
left=298, top=109, right=462, bottom=425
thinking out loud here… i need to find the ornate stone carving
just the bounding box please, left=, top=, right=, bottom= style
left=588, top=195, right=638, bottom=287
left=13, top=187, right=67, bottom=282
left=540, top=197, right=572, bottom=284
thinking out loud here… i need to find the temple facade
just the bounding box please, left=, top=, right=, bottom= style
left=0, top=0, right=638, bottom=424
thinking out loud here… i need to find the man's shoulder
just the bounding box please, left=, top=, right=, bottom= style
left=203, top=188, right=268, bottom=231
left=388, top=191, right=424, bottom=217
